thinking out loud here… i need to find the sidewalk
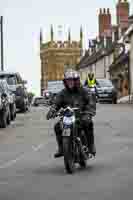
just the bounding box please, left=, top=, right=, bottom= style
left=117, top=95, right=133, bottom=104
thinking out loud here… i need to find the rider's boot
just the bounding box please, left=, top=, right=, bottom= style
left=54, top=134, right=63, bottom=158
left=89, top=143, right=96, bottom=157
left=88, top=121, right=96, bottom=157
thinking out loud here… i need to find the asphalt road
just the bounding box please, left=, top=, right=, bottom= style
left=0, top=104, right=133, bottom=200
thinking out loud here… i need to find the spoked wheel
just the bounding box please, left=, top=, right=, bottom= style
left=63, top=137, right=75, bottom=174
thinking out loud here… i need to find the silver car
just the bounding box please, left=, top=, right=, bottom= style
left=0, top=71, right=28, bottom=112
left=96, top=79, right=117, bottom=104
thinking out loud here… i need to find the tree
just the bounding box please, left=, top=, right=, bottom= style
left=27, top=92, right=35, bottom=104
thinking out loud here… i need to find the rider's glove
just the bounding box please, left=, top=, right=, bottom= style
left=82, top=113, right=92, bottom=122
left=88, top=115, right=92, bottom=122
left=46, top=107, right=56, bottom=120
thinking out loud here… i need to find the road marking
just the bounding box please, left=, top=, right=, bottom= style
left=32, top=144, right=44, bottom=151
left=0, top=153, right=25, bottom=169
left=0, top=143, right=45, bottom=169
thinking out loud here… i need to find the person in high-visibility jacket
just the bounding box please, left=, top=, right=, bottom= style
left=84, top=73, right=96, bottom=88
left=84, top=73, right=97, bottom=103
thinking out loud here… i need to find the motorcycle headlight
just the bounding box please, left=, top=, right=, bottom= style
left=63, top=116, right=75, bottom=125
left=90, top=88, right=95, bottom=92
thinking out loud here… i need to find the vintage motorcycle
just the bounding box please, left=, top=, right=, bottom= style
left=56, top=106, right=92, bottom=174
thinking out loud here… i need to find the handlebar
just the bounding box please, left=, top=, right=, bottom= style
left=56, top=106, right=86, bottom=117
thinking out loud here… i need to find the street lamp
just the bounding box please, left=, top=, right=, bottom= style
left=0, top=16, right=4, bottom=71
left=101, top=49, right=106, bottom=78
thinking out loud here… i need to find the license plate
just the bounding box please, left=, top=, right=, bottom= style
left=99, top=94, right=108, bottom=97
left=62, top=129, right=71, bottom=136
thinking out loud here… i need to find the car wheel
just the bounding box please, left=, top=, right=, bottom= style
left=14, top=104, right=17, bottom=119
left=112, top=97, right=117, bottom=104
left=0, top=111, right=7, bottom=128
left=7, top=111, right=11, bottom=125
left=11, top=104, right=16, bottom=121
left=21, top=103, right=27, bottom=113
left=14, top=111, right=16, bottom=118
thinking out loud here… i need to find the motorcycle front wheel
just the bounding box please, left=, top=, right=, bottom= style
left=63, top=137, right=75, bottom=174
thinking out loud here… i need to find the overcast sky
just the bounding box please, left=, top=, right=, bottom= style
left=0, top=0, right=132, bottom=95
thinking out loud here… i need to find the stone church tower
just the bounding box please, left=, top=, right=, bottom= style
left=40, top=25, right=83, bottom=95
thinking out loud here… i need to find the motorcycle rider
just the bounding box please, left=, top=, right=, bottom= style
left=46, top=69, right=96, bottom=158
left=84, top=72, right=96, bottom=88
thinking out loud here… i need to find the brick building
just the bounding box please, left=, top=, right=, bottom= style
left=116, top=0, right=130, bottom=34
left=99, top=0, right=130, bottom=41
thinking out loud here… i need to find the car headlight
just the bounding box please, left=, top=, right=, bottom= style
left=97, top=89, right=103, bottom=93
left=45, top=92, right=50, bottom=97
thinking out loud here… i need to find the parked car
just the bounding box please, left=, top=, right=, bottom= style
left=43, top=90, right=52, bottom=99
left=0, top=80, right=16, bottom=121
left=0, top=71, right=29, bottom=112
left=43, top=90, right=56, bottom=105
left=0, top=80, right=11, bottom=128
left=96, top=79, right=117, bottom=104
left=47, top=81, right=64, bottom=104
left=32, top=96, right=47, bottom=107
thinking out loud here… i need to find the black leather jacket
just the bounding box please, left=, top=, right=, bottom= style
left=51, top=87, right=96, bottom=117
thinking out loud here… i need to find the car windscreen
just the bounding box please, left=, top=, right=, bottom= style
left=0, top=75, right=16, bottom=85
left=96, top=80, right=113, bottom=87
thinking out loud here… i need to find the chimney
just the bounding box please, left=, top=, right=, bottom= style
left=98, top=8, right=112, bottom=39
left=116, top=0, right=130, bottom=32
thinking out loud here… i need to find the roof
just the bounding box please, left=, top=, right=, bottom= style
left=123, top=24, right=133, bottom=39
left=76, top=50, right=90, bottom=69
left=76, top=50, right=103, bottom=70
left=0, top=70, right=20, bottom=75
left=76, top=43, right=116, bottom=70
